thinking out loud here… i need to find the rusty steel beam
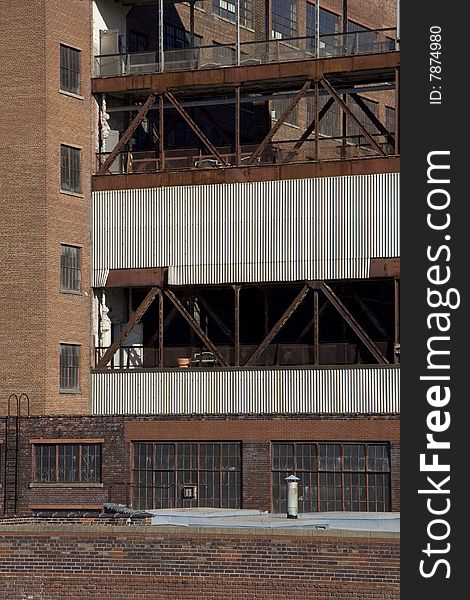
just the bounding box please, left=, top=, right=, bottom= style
left=234, top=285, right=240, bottom=366
left=164, top=289, right=229, bottom=366
left=197, top=295, right=234, bottom=343
left=285, top=95, right=335, bottom=163
left=96, top=286, right=160, bottom=368
left=92, top=156, right=400, bottom=191
left=319, top=79, right=386, bottom=157
left=313, top=289, right=320, bottom=365
left=350, top=93, right=395, bottom=148
left=98, top=94, right=156, bottom=175
left=394, top=278, right=400, bottom=364
left=158, top=289, right=164, bottom=368
left=247, top=80, right=312, bottom=165
left=395, top=67, right=400, bottom=155
left=318, top=282, right=389, bottom=364
left=235, top=86, right=241, bottom=167
left=159, top=94, right=165, bottom=172
left=245, top=285, right=310, bottom=367
left=165, top=92, right=228, bottom=166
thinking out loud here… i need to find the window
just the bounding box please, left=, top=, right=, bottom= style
left=60, top=344, right=80, bottom=391
left=128, top=31, right=148, bottom=53
left=272, top=442, right=391, bottom=513
left=271, top=95, right=298, bottom=126
left=60, top=145, right=81, bottom=193
left=272, top=0, right=297, bottom=39
left=132, top=442, right=241, bottom=510
left=164, top=24, right=201, bottom=50
left=306, top=4, right=340, bottom=52
left=60, top=245, right=81, bottom=292
left=60, top=45, right=80, bottom=95
left=213, top=0, right=253, bottom=29
left=306, top=95, right=340, bottom=137
left=385, top=106, right=395, bottom=134
left=34, top=443, right=101, bottom=483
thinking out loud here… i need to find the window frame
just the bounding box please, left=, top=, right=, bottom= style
left=59, top=343, right=81, bottom=392
left=272, top=0, right=297, bottom=40
left=60, top=44, right=81, bottom=95
left=33, top=442, right=102, bottom=484
left=272, top=442, right=391, bottom=513
left=212, top=0, right=253, bottom=29
left=60, top=244, right=81, bottom=293
left=60, top=144, right=82, bottom=194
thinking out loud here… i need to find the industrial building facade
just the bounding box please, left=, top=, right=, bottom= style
left=0, top=0, right=399, bottom=516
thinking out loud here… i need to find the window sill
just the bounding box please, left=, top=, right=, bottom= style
left=60, top=190, right=84, bottom=199
left=60, top=289, right=83, bottom=296
left=214, top=14, right=255, bottom=33
left=59, top=389, right=81, bottom=395
left=59, top=89, right=84, bottom=101
left=29, top=482, right=103, bottom=489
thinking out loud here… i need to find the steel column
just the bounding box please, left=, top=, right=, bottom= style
left=313, top=289, right=320, bottom=365
left=158, top=289, right=164, bottom=368
left=234, top=285, right=240, bottom=366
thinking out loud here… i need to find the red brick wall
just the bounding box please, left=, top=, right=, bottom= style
left=0, top=414, right=399, bottom=514
left=0, top=0, right=92, bottom=416
left=0, top=525, right=399, bottom=599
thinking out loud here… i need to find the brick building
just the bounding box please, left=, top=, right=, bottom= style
left=0, top=0, right=399, bottom=517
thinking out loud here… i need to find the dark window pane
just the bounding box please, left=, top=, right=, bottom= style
left=60, top=245, right=81, bottom=292
left=60, top=344, right=80, bottom=391
left=213, top=0, right=253, bottom=29
left=60, top=145, right=81, bottom=193
left=60, top=45, right=80, bottom=95
left=272, top=0, right=297, bottom=39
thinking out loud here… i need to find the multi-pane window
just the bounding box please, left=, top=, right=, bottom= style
left=132, top=442, right=241, bottom=510
left=385, top=106, right=395, bottom=134
left=34, top=443, right=101, bottom=483
left=60, top=245, right=81, bottom=292
left=60, top=344, right=80, bottom=391
left=346, top=96, right=379, bottom=141
left=60, top=145, right=81, bottom=193
left=212, top=0, right=253, bottom=29
left=164, top=24, right=201, bottom=50
left=128, top=30, right=148, bottom=53
left=306, top=95, right=340, bottom=137
left=60, top=45, right=80, bottom=95
left=272, top=0, right=297, bottom=39
left=306, top=4, right=340, bottom=37
left=271, top=95, right=298, bottom=126
left=272, top=442, right=391, bottom=513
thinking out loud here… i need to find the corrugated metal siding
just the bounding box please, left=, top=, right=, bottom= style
left=91, top=366, right=400, bottom=415
left=92, top=174, right=399, bottom=286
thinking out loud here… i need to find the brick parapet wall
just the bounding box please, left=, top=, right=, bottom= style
left=0, top=525, right=399, bottom=599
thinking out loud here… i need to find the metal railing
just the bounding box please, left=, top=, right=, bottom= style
left=95, top=133, right=395, bottom=175
left=94, top=28, right=397, bottom=77
left=94, top=341, right=393, bottom=370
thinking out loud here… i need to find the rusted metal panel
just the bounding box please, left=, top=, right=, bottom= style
left=92, top=157, right=400, bottom=192
left=92, top=52, right=400, bottom=95
left=90, top=365, right=400, bottom=415
left=92, top=173, right=400, bottom=286
left=106, top=268, right=167, bottom=288
left=370, top=258, right=401, bottom=278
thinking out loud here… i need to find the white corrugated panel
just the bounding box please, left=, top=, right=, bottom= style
left=91, top=366, right=400, bottom=415
left=92, top=174, right=399, bottom=286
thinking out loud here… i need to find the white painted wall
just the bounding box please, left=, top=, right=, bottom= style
left=92, top=0, right=130, bottom=55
